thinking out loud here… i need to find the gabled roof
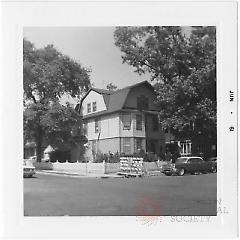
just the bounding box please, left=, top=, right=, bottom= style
left=78, top=81, right=155, bottom=119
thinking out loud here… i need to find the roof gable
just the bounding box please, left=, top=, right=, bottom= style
left=107, top=88, right=130, bottom=112
left=79, top=81, right=156, bottom=119
left=80, top=90, right=107, bottom=116
left=123, top=82, right=157, bottom=111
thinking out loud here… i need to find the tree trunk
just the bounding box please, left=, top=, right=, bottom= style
left=36, top=126, right=43, bottom=162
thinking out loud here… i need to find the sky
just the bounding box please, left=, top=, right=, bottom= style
left=23, top=27, right=150, bottom=90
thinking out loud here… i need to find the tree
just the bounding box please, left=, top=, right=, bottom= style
left=106, top=82, right=118, bottom=91
left=114, top=26, right=216, bottom=141
left=23, top=39, right=91, bottom=161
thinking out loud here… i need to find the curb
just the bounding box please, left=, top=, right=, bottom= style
left=36, top=170, right=124, bottom=178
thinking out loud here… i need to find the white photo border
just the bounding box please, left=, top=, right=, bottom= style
left=0, top=1, right=238, bottom=238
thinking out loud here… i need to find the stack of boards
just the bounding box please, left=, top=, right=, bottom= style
left=118, top=157, right=144, bottom=177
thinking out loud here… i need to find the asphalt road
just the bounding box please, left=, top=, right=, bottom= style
left=24, top=172, right=217, bottom=216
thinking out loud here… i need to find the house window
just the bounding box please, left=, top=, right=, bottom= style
left=92, top=101, right=97, bottom=112
left=152, top=115, right=159, bottom=131
left=123, top=138, right=131, bottom=154
left=87, top=103, right=91, bottom=113
left=122, top=113, right=131, bottom=130
left=135, top=138, right=143, bottom=152
left=136, top=114, right=142, bottom=131
left=95, top=119, right=100, bottom=133
left=180, top=141, right=192, bottom=156
left=137, top=95, right=149, bottom=110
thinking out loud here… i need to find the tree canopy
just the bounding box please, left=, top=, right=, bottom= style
left=114, top=26, right=216, bottom=139
left=23, top=39, right=91, bottom=161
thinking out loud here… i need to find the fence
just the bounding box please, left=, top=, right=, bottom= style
left=33, top=160, right=166, bottom=175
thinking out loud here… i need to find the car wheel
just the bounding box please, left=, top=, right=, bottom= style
left=211, top=166, right=217, bottom=173
left=178, top=168, right=185, bottom=176
left=164, top=173, right=172, bottom=176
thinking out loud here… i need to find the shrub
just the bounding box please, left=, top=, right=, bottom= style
left=143, top=152, right=158, bottom=162
left=94, top=152, right=121, bottom=163
left=94, top=151, right=159, bottom=163
left=133, top=150, right=158, bottom=162
left=50, top=150, right=71, bottom=162
left=118, top=150, right=158, bottom=162
left=94, top=152, right=107, bottom=163
left=108, top=152, right=120, bottom=163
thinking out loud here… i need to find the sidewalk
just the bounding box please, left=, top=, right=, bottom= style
left=36, top=170, right=124, bottom=178
left=36, top=169, right=164, bottom=178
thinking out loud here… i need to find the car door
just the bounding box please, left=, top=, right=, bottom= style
left=194, top=158, right=204, bottom=172
left=186, top=158, right=197, bottom=172
left=187, top=158, right=202, bottom=172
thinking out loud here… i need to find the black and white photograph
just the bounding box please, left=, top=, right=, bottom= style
left=23, top=26, right=217, bottom=217
left=0, top=1, right=238, bottom=239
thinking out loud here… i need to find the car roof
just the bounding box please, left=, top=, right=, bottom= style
left=178, top=156, right=203, bottom=160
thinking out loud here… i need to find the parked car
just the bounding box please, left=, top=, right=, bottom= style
left=23, top=159, right=36, bottom=178
left=208, top=157, right=217, bottom=162
left=28, top=156, right=36, bottom=161
left=161, top=156, right=217, bottom=176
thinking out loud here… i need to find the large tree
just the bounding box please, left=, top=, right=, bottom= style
left=23, top=39, right=91, bottom=161
left=114, top=26, right=216, bottom=140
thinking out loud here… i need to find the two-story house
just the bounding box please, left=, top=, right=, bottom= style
left=77, top=81, right=165, bottom=160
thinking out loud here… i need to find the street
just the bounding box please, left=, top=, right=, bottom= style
left=24, top=172, right=217, bottom=216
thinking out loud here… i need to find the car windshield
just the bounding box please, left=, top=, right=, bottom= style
left=175, top=157, right=188, bottom=163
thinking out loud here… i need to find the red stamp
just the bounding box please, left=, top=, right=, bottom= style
left=136, top=197, right=163, bottom=226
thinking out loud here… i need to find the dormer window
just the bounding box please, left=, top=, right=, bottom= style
left=87, top=103, right=91, bottom=113
left=92, top=102, right=97, bottom=112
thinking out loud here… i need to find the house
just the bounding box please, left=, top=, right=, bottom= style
left=24, top=140, right=80, bottom=162
left=76, top=81, right=165, bottom=160
left=164, top=128, right=217, bottom=159
left=164, top=130, right=193, bottom=156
